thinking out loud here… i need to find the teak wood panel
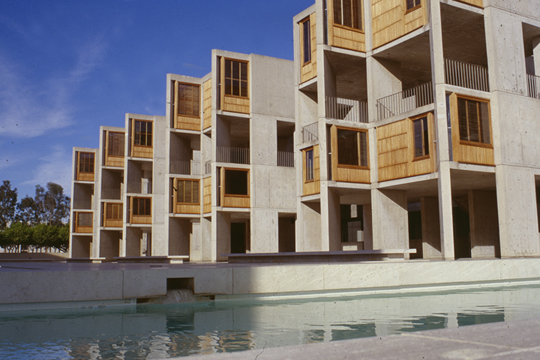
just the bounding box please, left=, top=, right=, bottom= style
left=371, top=0, right=427, bottom=49
left=174, top=81, right=201, bottom=131
left=455, top=0, right=483, bottom=8
left=203, top=79, right=212, bottom=130
left=449, top=93, right=494, bottom=166
left=330, top=125, right=370, bottom=183
left=104, top=219, right=123, bottom=228
left=130, top=119, right=153, bottom=159
left=75, top=212, right=93, bottom=234
left=220, top=168, right=250, bottom=208
left=104, top=131, right=125, bottom=167
left=203, top=177, right=212, bottom=214
left=327, top=0, right=365, bottom=52
left=132, top=215, right=152, bottom=224
left=302, top=145, right=320, bottom=196
left=173, top=178, right=201, bottom=215
left=300, top=13, right=317, bottom=84
left=76, top=152, right=94, bottom=182
left=377, top=113, right=436, bottom=182
left=222, top=96, right=250, bottom=114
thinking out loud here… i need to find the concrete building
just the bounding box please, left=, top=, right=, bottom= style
left=70, top=0, right=540, bottom=263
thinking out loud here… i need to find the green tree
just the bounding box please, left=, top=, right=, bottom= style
left=16, top=195, right=40, bottom=225
left=4, top=222, right=33, bottom=252
left=0, top=180, right=18, bottom=230
left=34, top=183, right=71, bottom=226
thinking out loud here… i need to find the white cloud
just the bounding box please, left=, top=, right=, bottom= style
left=23, top=144, right=73, bottom=196
left=0, top=36, right=107, bottom=139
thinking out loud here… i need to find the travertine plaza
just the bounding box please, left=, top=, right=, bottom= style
left=69, top=0, right=540, bottom=264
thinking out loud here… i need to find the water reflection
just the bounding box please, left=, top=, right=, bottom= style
left=1, top=285, right=539, bottom=359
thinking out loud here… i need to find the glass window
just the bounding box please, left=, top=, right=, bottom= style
left=133, top=197, right=151, bottom=216
left=302, top=18, right=311, bottom=65
left=306, top=149, right=314, bottom=181
left=406, top=0, right=421, bottom=10
left=224, top=60, right=248, bottom=97
left=225, top=170, right=249, bottom=195
left=177, top=180, right=200, bottom=204
left=178, top=83, right=200, bottom=117
left=413, top=117, right=429, bottom=158
left=79, top=152, right=94, bottom=173
left=333, top=0, right=362, bottom=30
left=106, top=203, right=123, bottom=220
left=108, top=132, right=125, bottom=157
left=337, top=129, right=368, bottom=167
left=457, top=98, right=490, bottom=144
left=77, top=212, right=93, bottom=227
left=134, top=120, right=152, bottom=147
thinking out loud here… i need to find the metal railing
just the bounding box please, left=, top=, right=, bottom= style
left=445, top=59, right=489, bottom=92
left=170, top=160, right=201, bottom=175
left=277, top=151, right=294, bottom=167
left=216, top=146, right=250, bottom=164
left=302, top=122, right=319, bottom=142
left=326, top=97, right=368, bottom=123
left=205, top=160, right=212, bottom=175
left=376, top=82, right=433, bottom=121
left=527, top=74, right=540, bottom=99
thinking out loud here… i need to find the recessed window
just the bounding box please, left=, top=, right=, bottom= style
left=77, top=212, right=93, bottom=227
left=106, top=203, right=123, bottom=220
left=413, top=117, right=429, bottom=158
left=134, top=120, right=153, bottom=147
left=133, top=197, right=151, bottom=216
left=301, top=18, right=311, bottom=65
left=224, top=59, right=248, bottom=98
left=79, top=152, right=95, bottom=173
left=334, top=0, right=362, bottom=30
left=406, top=0, right=421, bottom=11
left=225, top=169, right=248, bottom=195
left=177, top=180, right=200, bottom=204
left=178, top=83, right=200, bottom=117
left=337, top=129, right=368, bottom=167
left=457, top=97, right=491, bottom=145
left=305, top=148, right=314, bottom=181
left=108, top=132, right=125, bottom=157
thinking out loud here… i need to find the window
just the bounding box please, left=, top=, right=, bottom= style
left=406, top=0, right=421, bottom=11
left=224, top=59, right=248, bottom=97
left=457, top=97, right=491, bottom=145
left=176, top=179, right=200, bottom=204
left=225, top=169, right=249, bottom=195
left=301, top=18, right=311, bottom=65
left=413, top=116, right=429, bottom=158
left=132, top=197, right=151, bottom=216
left=337, top=129, right=368, bottom=167
left=334, top=0, right=362, bottom=30
left=108, top=132, right=125, bottom=157
left=134, top=120, right=152, bottom=147
left=178, top=83, right=200, bottom=117
left=79, top=152, right=94, bottom=173
left=106, top=203, right=123, bottom=220
left=306, top=148, right=314, bottom=181
left=77, top=212, right=93, bottom=227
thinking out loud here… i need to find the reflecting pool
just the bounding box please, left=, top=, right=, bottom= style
left=1, top=283, right=540, bottom=359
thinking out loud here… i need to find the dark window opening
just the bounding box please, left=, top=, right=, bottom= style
left=108, top=132, right=125, bottom=157
left=79, top=152, right=95, bottom=173
left=133, top=197, right=151, bottom=216
left=337, top=129, right=368, bottom=167
left=106, top=203, right=122, bottom=220
left=224, top=59, right=248, bottom=97
left=178, top=83, right=200, bottom=117
left=406, top=0, right=421, bottom=11
left=302, top=19, right=311, bottom=64
left=225, top=170, right=248, bottom=195
left=177, top=180, right=200, bottom=204
left=134, top=120, right=153, bottom=147
left=413, top=117, right=429, bottom=158
left=457, top=98, right=490, bottom=144
left=333, top=0, right=362, bottom=30
left=306, top=149, right=314, bottom=181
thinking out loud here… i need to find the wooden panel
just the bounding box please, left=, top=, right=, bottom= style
left=105, top=156, right=123, bottom=167
left=222, top=96, right=250, bottom=114
left=203, top=79, right=212, bottom=130
left=132, top=215, right=152, bottom=224
left=300, top=13, right=317, bottom=84
left=332, top=26, right=366, bottom=52
left=372, top=0, right=427, bottom=49
left=104, top=219, right=122, bottom=228
left=174, top=204, right=200, bottom=214
left=175, top=115, right=200, bottom=131
left=77, top=172, right=94, bottom=182
left=303, top=145, right=320, bottom=196
left=222, top=196, right=250, bottom=208
left=132, top=145, right=153, bottom=159
left=203, top=177, right=212, bottom=214
left=75, top=225, right=93, bottom=233
left=449, top=93, right=494, bottom=166
left=455, top=0, right=482, bottom=8
left=330, top=125, right=370, bottom=183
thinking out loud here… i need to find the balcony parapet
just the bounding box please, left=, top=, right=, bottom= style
left=216, top=146, right=250, bottom=165
left=445, top=59, right=489, bottom=92
left=377, top=82, right=433, bottom=121
left=302, top=122, right=319, bottom=143
left=326, top=97, right=368, bottom=123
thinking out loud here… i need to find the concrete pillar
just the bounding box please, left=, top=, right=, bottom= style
left=429, top=0, right=455, bottom=260
left=251, top=209, right=278, bottom=253
left=216, top=212, right=231, bottom=261
left=371, top=189, right=408, bottom=249
left=469, top=190, right=500, bottom=258
left=421, top=197, right=443, bottom=259
left=533, top=38, right=540, bottom=76
left=496, top=166, right=540, bottom=257
left=190, top=220, right=202, bottom=262
left=201, top=216, right=212, bottom=261
left=324, top=188, right=341, bottom=251
left=363, top=205, right=373, bottom=250
left=297, top=202, right=322, bottom=251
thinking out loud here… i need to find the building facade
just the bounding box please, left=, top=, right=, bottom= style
left=70, top=0, right=540, bottom=262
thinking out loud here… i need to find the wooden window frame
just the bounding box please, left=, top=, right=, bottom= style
left=455, top=95, right=492, bottom=149
left=223, top=59, right=249, bottom=99
left=336, top=127, right=369, bottom=169
left=176, top=179, right=200, bottom=205
left=105, top=203, right=123, bottom=221
left=132, top=197, right=152, bottom=217
left=305, top=147, right=315, bottom=182
left=78, top=152, right=95, bottom=174
left=411, top=115, right=430, bottom=161
left=77, top=212, right=93, bottom=227
left=405, top=0, right=422, bottom=13
left=224, top=168, right=250, bottom=198
left=107, top=131, right=125, bottom=158
left=300, top=17, right=312, bottom=66
left=133, top=120, right=153, bottom=148
left=333, top=0, right=363, bottom=32
left=176, top=82, right=200, bottom=118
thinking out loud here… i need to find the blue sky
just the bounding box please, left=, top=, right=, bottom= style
left=0, top=0, right=313, bottom=199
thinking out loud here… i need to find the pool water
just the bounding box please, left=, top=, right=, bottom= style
left=1, top=284, right=540, bottom=359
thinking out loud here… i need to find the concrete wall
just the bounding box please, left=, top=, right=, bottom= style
left=168, top=218, right=191, bottom=256
left=372, top=189, right=408, bottom=250
left=421, top=197, right=443, bottom=259
left=469, top=190, right=500, bottom=258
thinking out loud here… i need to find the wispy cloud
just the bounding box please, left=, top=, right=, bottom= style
left=23, top=144, right=73, bottom=195
left=0, top=36, right=107, bottom=138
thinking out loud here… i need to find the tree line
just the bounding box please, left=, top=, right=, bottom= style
left=0, top=180, right=70, bottom=252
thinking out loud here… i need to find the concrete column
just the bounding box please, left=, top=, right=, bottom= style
left=201, top=216, right=212, bottom=261
left=429, top=0, right=455, bottom=260
left=469, top=190, right=500, bottom=258
left=297, top=202, right=322, bottom=251
left=533, top=38, right=540, bottom=76
left=251, top=209, right=278, bottom=253
left=421, top=197, right=443, bottom=259
left=216, top=212, right=231, bottom=261
left=325, top=188, right=341, bottom=251
left=190, top=220, right=202, bottom=262
left=363, top=205, right=373, bottom=250
left=496, top=166, right=540, bottom=257
left=371, top=189, right=408, bottom=250
left=152, top=115, right=168, bottom=256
